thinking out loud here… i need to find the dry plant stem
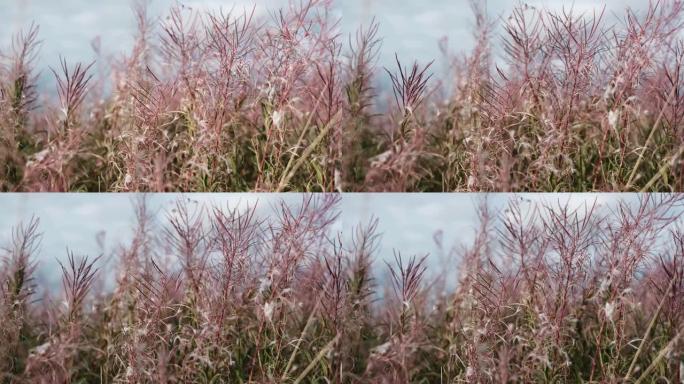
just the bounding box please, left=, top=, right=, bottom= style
left=640, top=145, right=684, bottom=192
left=293, top=334, right=341, bottom=384
left=624, top=273, right=678, bottom=381
left=277, top=110, right=343, bottom=192
left=626, top=80, right=678, bottom=190
left=282, top=298, right=322, bottom=379
left=278, top=89, right=329, bottom=190
left=633, top=331, right=683, bottom=384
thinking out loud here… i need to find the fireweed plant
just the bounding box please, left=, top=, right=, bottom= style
left=0, top=194, right=683, bottom=382
left=2, top=0, right=684, bottom=192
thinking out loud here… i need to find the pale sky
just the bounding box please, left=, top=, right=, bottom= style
left=2, top=0, right=649, bottom=87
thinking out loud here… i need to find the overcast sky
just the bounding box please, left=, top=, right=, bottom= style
left=0, top=193, right=642, bottom=289
left=2, top=0, right=648, bottom=87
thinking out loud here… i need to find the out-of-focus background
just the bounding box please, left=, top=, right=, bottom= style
left=2, top=0, right=647, bottom=86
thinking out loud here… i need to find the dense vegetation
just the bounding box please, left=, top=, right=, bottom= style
left=1, top=1, right=684, bottom=191
left=1, top=195, right=683, bottom=382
